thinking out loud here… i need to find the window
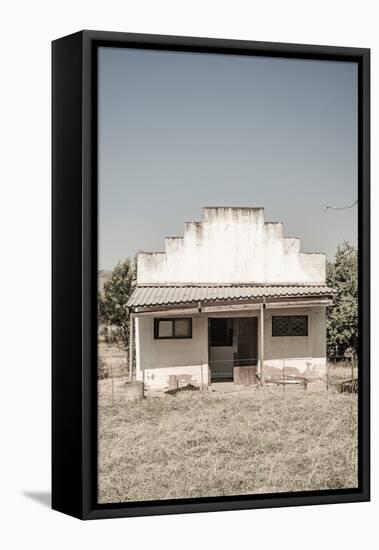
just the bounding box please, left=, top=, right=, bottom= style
left=210, top=318, right=233, bottom=346
left=272, top=315, right=308, bottom=337
left=154, top=318, right=192, bottom=339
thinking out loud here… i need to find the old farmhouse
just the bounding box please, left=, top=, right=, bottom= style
left=127, top=207, right=334, bottom=392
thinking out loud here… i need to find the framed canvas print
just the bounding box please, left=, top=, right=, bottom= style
left=52, top=30, right=370, bottom=519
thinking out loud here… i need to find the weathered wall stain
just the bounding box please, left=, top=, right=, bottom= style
left=137, top=207, right=325, bottom=285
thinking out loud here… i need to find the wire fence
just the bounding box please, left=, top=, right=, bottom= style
left=98, top=351, right=358, bottom=405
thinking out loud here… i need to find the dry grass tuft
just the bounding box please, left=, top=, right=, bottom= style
left=98, top=381, right=358, bottom=504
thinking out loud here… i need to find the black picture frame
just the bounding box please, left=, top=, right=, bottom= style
left=52, top=30, right=370, bottom=520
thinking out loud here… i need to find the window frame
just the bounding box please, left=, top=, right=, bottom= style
left=154, top=317, right=193, bottom=340
left=272, top=315, right=308, bottom=337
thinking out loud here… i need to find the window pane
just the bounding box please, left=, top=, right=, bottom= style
left=174, top=319, right=191, bottom=337
left=290, top=316, right=307, bottom=336
left=210, top=318, right=233, bottom=346
left=158, top=320, right=173, bottom=337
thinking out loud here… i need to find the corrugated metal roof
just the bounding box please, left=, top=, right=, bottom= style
left=127, top=284, right=334, bottom=309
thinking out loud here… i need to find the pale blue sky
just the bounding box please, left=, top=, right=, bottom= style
left=98, top=47, right=358, bottom=270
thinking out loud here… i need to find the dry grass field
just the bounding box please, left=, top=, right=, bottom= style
left=98, top=379, right=358, bottom=503
left=98, top=341, right=128, bottom=379
left=327, top=362, right=358, bottom=386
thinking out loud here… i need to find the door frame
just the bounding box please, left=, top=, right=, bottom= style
left=208, top=315, right=259, bottom=383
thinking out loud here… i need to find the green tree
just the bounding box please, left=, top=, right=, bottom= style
left=326, top=242, right=358, bottom=359
left=98, top=259, right=136, bottom=350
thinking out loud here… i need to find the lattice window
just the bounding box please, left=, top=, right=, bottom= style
left=272, top=315, right=308, bottom=337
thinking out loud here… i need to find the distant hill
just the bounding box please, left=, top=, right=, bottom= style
left=98, top=270, right=112, bottom=293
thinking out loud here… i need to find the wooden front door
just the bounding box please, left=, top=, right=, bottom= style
left=233, top=317, right=258, bottom=384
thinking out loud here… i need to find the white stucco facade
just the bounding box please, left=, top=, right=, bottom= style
left=135, top=306, right=327, bottom=391
left=135, top=315, right=209, bottom=390
left=128, top=207, right=332, bottom=392
left=137, top=207, right=325, bottom=285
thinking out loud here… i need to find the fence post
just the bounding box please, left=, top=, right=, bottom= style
left=110, top=363, right=114, bottom=404
left=326, top=360, right=329, bottom=391
left=259, top=304, right=265, bottom=385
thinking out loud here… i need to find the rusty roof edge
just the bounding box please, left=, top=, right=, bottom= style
left=127, top=287, right=335, bottom=309
left=129, top=295, right=335, bottom=312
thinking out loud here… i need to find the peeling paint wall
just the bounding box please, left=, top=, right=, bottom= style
left=263, top=306, right=327, bottom=379
left=135, top=315, right=209, bottom=391
left=137, top=207, right=326, bottom=284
